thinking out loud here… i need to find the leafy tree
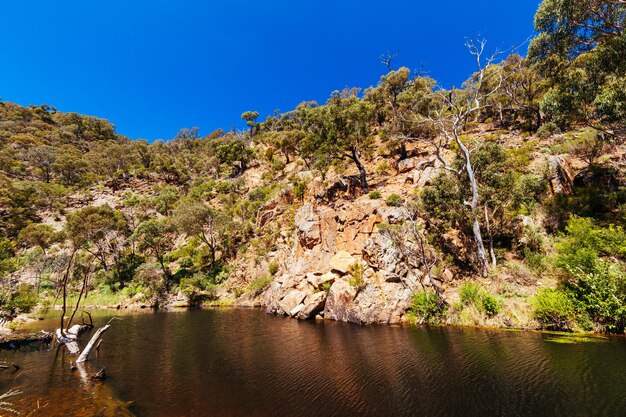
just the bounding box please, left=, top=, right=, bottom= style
left=18, top=223, right=62, bottom=254
left=132, top=218, right=177, bottom=285
left=26, top=145, right=57, bottom=182
left=529, top=0, right=626, bottom=134
left=303, top=89, right=376, bottom=189
left=172, top=200, right=230, bottom=268
left=52, top=145, right=89, bottom=185
left=241, top=111, right=259, bottom=135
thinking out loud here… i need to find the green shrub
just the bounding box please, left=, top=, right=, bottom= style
left=480, top=292, right=501, bottom=317
left=458, top=282, right=501, bottom=317
left=459, top=282, right=481, bottom=306
left=294, top=182, right=306, bottom=201
left=536, top=121, right=560, bottom=139
left=268, top=260, right=280, bottom=276
left=385, top=193, right=404, bottom=207
left=567, top=262, right=626, bottom=333
left=532, top=288, right=575, bottom=330
left=7, top=284, right=38, bottom=313
left=348, top=263, right=365, bottom=290
left=376, top=162, right=392, bottom=175
left=556, top=216, right=626, bottom=274
left=248, top=276, right=273, bottom=296
left=409, top=290, right=447, bottom=324
left=368, top=190, right=382, bottom=200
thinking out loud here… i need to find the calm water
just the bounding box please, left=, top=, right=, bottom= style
left=1, top=309, right=626, bottom=417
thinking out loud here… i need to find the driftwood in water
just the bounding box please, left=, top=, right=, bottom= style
left=76, top=323, right=111, bottom=363
left=91, top=367, right=107, bottom=380
left=55, top=323, right=91, bottom=355
left=0, top=330, right=53, bottom=350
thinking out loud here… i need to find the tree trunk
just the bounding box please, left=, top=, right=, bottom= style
left=76, top=324, right=110, bottom=363
left=351, top=147, right=368, bottom=190
left=458, top=139, right=489, bottom=277
left=60, top=249, right=77, bottom=338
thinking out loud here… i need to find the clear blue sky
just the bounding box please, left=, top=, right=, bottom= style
left=0, top=1, right=540, bottom=141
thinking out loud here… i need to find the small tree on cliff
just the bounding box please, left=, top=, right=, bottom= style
left=302, top=89, right=375, bottom=189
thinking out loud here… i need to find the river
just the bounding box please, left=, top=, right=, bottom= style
left=1, top=308, right=625, bottom=416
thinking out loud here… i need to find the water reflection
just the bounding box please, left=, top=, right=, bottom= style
left=1, top=309, right=625, bottom=417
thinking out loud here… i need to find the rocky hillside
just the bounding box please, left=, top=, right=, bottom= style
left=2, top=0, right=626, bottom=334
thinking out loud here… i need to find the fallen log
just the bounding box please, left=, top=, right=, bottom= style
left=0, top=331, right=53, bottom=350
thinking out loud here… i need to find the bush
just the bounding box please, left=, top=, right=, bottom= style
left=458, top=282, right=501, bottom=317
left=532, top=288, right=575, bottom=330
left=368, top=190, right=381, bottom=199
left=294, top=181, right=306, bottom=201
left=385, top=193, right=404, bottom=207
left=7, top=284, right=38, bottom=313
left=459, top=282, right=481, bottom=306
left=248, top=276, right=273, bottom=296
left=268, top=260, right=280, bottom=276
left=480, top=292, right=501, bottom=317
left=556, top=216, right=626, bottom=275
left=348, top=263, right=365, bottom=290
left=409, top=290, right=447, bottom=324
left=536, top=121, right=560, bottom=139
left=567, top=263, right=626, bottom=333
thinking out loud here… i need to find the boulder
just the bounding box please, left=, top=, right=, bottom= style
left=397, top=157, right=418, bottom=173
left=548, top=155, right=574, bottom=195
left=307, top=271, right=338, bottom=290
left=289, top=303, right=305, bottom=317
left=329, top=251, right=357, bottom=274
left=297, top=291, right=327, bottom=320
left=323, top=280, right=357, bottom=322
left=278, top=289, right=307, bottom=315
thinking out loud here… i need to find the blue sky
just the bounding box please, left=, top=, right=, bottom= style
left=0, top=1, right=540, bottom=141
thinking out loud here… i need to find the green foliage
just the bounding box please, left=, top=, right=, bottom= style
left=293, top=181, right=306, bottom=201
left=532, top=288, right=576, bottom=330
left=6, top=283, right=38, bottom=312
left=459, top=282, right=481, bottom=306
left=568, top=263, right=626, bottom=333
left=480, top=292, right=501, bottom=317
left=385, top=193, right=404, bottom=207
left=348, top=262, right=365, bottom=290
left=555, top=216, right=626, bottom=274
left=0, top=238, right=16, bottom=278
left=458, top=282, right=501, bottom=317
left=180, top=274, right=218, bottom=306
left=536, top=121, right=560, bottom=139
left=268, top=260, right=280, bottom=276
left=368, top=190, right=381, bottom=199
left=248, top=276, right=273, bottom=296
left=409, top=290, right=447, bottom=324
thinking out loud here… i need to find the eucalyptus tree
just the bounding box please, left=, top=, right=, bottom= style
left=301, top=89, right=375, bottom=189
left=529, top=0, right=626, bottom=135
left=409, top=39, right=504, bottom=276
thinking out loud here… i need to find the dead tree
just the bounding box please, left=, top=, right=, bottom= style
left=402, top=38, right=504, bottom=276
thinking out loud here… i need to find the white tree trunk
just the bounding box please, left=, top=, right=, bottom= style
left=77, top=324, right=110, bottom=363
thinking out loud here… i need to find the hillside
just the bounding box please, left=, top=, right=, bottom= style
left=1, top=0, right=626, bottom=334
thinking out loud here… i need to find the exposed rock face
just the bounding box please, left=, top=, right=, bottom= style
left=295, top=203, right=321, bottom=249
left=252, top=193, right=430, bottom=325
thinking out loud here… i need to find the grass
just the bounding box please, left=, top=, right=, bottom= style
left=45, top=290, right=129, bottom=309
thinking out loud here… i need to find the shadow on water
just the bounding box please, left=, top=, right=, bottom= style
left=2, top=309, right=626, bottom=417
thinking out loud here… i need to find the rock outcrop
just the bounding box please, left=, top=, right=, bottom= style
left=257, top=192, right=428, bottom=324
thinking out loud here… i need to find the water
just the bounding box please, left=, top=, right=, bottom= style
left=1, top=309, right=625, bottom=417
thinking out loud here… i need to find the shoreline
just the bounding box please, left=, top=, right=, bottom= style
left=1, top=303, right=619, bottom=350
